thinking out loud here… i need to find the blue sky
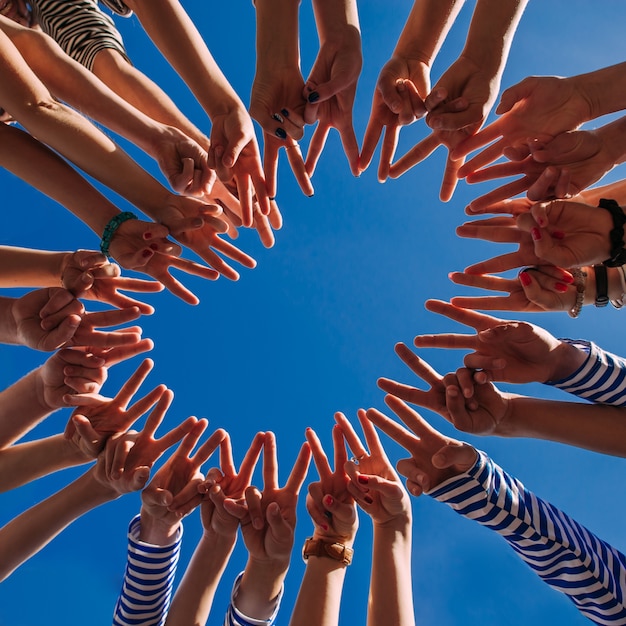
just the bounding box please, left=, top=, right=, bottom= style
left=2, top=1, right=626, bottom=624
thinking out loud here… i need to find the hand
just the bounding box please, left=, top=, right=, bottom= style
left=11, top=288, right=142, bottom=351
left=223, top=432, right=311, bottom=565
left=334, top=410, right=411, bottom=528
left=198, top=432, right=265, bottom=539
left=140, top=420, right=227, bottom=534
left=449, top=267, right=580, bottom=313
left=359, top=56, right=430, bottom=181
left=60, top=250, right=163, bottom=315
left=153, top=125, right=213, bottom=197
left=65, top=358, right=164, bottom=457
left=302, top=29, right=362, bottom=176
left=304, top=425, right=358, bottom=545
left=412, top=299, right=568, bottom=384
left=250, top=67, right=313, bottom=198
left=92, top=391, right=197, bottom=494
left=208, top=104, right=271, bottom=226
left=37, top=339, right=158, bottom=411
left=453, top=75, right=591, bottom=171
left=364, top=397, right=478, bottom=495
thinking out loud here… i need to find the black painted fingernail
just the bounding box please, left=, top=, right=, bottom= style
left=275, top=128, right=287, bottom=139
left=308, top=91, right=320, bottom=103
left=269, top=196, right=276, bottom=201
left=272, top=113, right=284, bottom=123
left=281, top=108, right=290, bottom=117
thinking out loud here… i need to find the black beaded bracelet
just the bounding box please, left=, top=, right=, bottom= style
left=599, top=198, right=626, bottom=267
left=100, top=212, right=137, bottom=256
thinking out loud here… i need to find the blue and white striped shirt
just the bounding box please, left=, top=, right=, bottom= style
left=549, top=340, right=626, bottom=406
left=113, top=516, right=182, bottom=626
left=429, top=451, right=626, bottom=625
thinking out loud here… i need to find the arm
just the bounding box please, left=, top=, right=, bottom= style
left=429, top=451, right=626, bottom=624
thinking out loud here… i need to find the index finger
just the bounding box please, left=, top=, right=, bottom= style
left=364, top=407, right=418, bottom=453
left=305, top=427, right=332, bottom=482
left=395, top=342, right=443, bottom=387
left=359, top=114, right=384, bottom=173
left=191, top=427, right=227, bottom=469
left=262, top=431, right=278, bottom=490
left=333, top=412, right=367, bottom=459
left=112, top=358, right=154, bottom=408
left=284, top=142, right=314, bottom=196
left=424, top=299, right=501, bottom=331
left=388, top=133, right=440, bottom=179
left=236, top=431, right=265, bottom=487
left=284, top=441, right=311, bottom=495
left=139, top=388, right=174, bottom=438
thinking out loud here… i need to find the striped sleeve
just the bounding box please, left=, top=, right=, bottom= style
left=428, top=451, right=626, bottom=625
left=112, top=515, right=182, bottom=626
left=222, top=572, right=284, bottom=626
left=547, top=339, right=626, bottom=406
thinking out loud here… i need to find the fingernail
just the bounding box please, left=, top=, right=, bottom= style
left=519, top=271, right=532, bottom=286
left=552, top=230, right=565, bottom=240
left=531, top=227, right=541, bottom=241
left=149, top=243, right=159, bottom=251
left=272, top=113, right=284, bottom=123
left=364, top=496, right=374, bottom=504
left=562, top=272, right=574, bottom=284
left=280, top=108, right=290, bottom=118
left=555, top=282, right=568, bottom=293
left=308, top=91, right=319, bottom=103
left=143, top=232, right=152, bottom=239
left=142, top=249, right=153, bottom=258
left=269, top=196, right=276, bottom=201
left=275, top=128, right=287, bottom=140
left=321, top=524, right=329, bottom=531
left=324, top=495, right=334, bottom=507
left=358, top=475, right=369, bottom=485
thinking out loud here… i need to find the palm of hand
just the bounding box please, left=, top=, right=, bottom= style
left=449, top=382, right=509, bottom=435
left=313, top=475, right=357, bottom=543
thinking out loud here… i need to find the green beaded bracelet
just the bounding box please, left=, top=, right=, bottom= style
left=100, top=212, right=137, bottom=256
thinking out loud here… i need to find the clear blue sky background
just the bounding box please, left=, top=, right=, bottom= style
left=1, top=1, right=626, bottom=624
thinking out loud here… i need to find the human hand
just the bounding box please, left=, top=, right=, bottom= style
left=304, top=426, right=358, bottom=545
left=92, top=390, right=197, bottom=495
left=223, top=432, right=311, bottom=566
left=65, top=358, right=165, bottom=457
left=453, top=75, right=591, bottom=171
left=412, top=299, right=568, bottom=384
left=60, top=250, right=163, bottom=315
left=334, top=410, right=411, bottom=529
left=250, top=66, right=315, bottom=199
left=11, top=288, right=142, bottom=351
left=365, top=397, right=478, bottom=495
left=152, top=124, right=214, bottom=197
left=208, top=105, right=271, bottom=226
left=359, top=55, right=430, bottom=181
left=302, top=29, right=362, bottom=176
left=140, top=420, right=227, bottom=540
left=448, top=266, right=580, bottom=313
left=198, top=432, right=265, bottom=539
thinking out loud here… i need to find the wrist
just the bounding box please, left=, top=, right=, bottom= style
left=568, top=73, right=602, bottom=124
left=373, top=513, right=412, bottom=537
left=255, top=0, right=300, bottom=68
left=597, top=118, right=626, bottom=167
left=547, top=340, right=590, bottom=382
left=490, top=392, right=519, bottom=437
left=138, top=510, right=181, bottom=546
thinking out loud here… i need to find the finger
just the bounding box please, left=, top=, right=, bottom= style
left=376, top=377, right=431, bottom=408
left=465, top=250, right=534, bottom=275
left=284, top=442, right=311, bottom=495
left=439, top=153, right=462, bottom=202
left=138, top=388, right=174, bottom=439
left=154, top=416, right=199, bottom=457
left=192, top=428, right=228, bottom=470
left=431, top=442, right=477, bottom=472
left=262, top=431, right=278, bottom=490
left=234, top=173, right=254, bottom=228
left=359, top=115, right=384, bottom=173
left=466, top=178, right=535, bottom=214
left=338, top=123, right=361, bottom=177
left=305, top=427, right=332, bottom=481
left=332, top=423, right=349, bottom=473
left=305, top=124, right=330, bottom=177
left=101, top=338, right=154, bottom=367
left=412, top=332, right=476, bottom=350
left=378, top=123, right=400, bottom=182
left=395, top=341, right=443, bottom=386
left=363, top=407, right=418, bottom=453
left=113, top=358, right=154, bottom=408
left=356, top=408, right=386, bottom=460
left=176, top=418, right=209, bottom=460
left=333, top=411, right=368, bottom=465
left=455, top=367, right=478, bottom=401
left=219, top=434, right=235, bottom=478
left=384, top=395, right=441, bottom=444
left=245, top=486, right=264, bottom=529
left=456, top=222, right=524, bottom=244
left=388, top=133, right=439, bottom=179
left=455, top=136, right=506, bottom=172
left=448, top=271, right=519, bottom=293
left=236, top=432, right=265, bottom=487
left=69, top=414, right=101, bottom=456
left=262, top=134, right=280, bottom=199
left=423, top=298, right=500, bottom=331
left=284, top=142, right=314, bottom=196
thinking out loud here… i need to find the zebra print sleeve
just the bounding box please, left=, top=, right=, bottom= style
left=32, top=0, right=130, bottom=71
left=547, top=339, right=626, bottom=407
left=428, top=451, right=626, bottom=625
left=112, top=515, right=182, bottom=626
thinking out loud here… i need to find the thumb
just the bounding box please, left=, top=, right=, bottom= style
left=131, top=466, right=151, bottom=491
left=143, top=486, right=173, bottom=508
left=495, top=80, right=531, bottom=115
left=431, top=443, right=477, bottom=472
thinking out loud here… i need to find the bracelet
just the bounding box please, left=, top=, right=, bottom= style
left=100, top=212, right=137, bottom=256
left=568, top=267, right=587, bottom=318
left=593, top=264, right=609, bottom=307
left=302, top=537, right=353, bottom=566
left=611, top=264, right=626, bottom=309
left=599, top=198, right=626, bottom=267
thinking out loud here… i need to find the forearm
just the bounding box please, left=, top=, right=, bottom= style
left=582, top=178, right=626, bottom=206
left=0, top=366, right=50, bottom=446
left=595, top=115, right=626, bottom=168
left=164, top=531, right=237, bottom=626
left=255, top=0, right=300, bottom=71
left=0, top=468, right=116, bottom=581
left=0, top=435, right=89, bottom=493
left=463, top=0, right=527, bottom=75
left=393, top=0, right=465, bottom=66
left=125, top=0, right=242, bottom=119
left=311, top=0, right=360, bottom=43
left=368, top=521, right=415, bottom=626
left=429, top=452, right=626, bottom=624
left=114, top=515, right=182, bottom=626
left=573, top=62, right=626, bottom=121
left=501, top=395, right=626, bottom=457
left=288, top=556, right=350, bottom=626
left=233, top=557, right=288, bottom=621
left=0, top=247, right=67, bottom=288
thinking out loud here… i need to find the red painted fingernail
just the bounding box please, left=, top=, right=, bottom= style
left=531, top=227, right=541, bottom=241
left=519, top=271, right=532, bottom=286
left=324, top=495, right=334, bottom=507
left=358, top=475, right=369, bottom=485
left=321, top=524, right=329, bottom=531
left=364, top=496, right=374, bottom=504
left=150, top=243, right=159, bottom=251
left=561, top=272, right=574, bottom=284
left=552, top=230, right=565, bottom=240
left=143, top=232, right=152, bottom=239
left=142, top=250, right=153, bottom=258
left=555, top=282, right=568, bottom=293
